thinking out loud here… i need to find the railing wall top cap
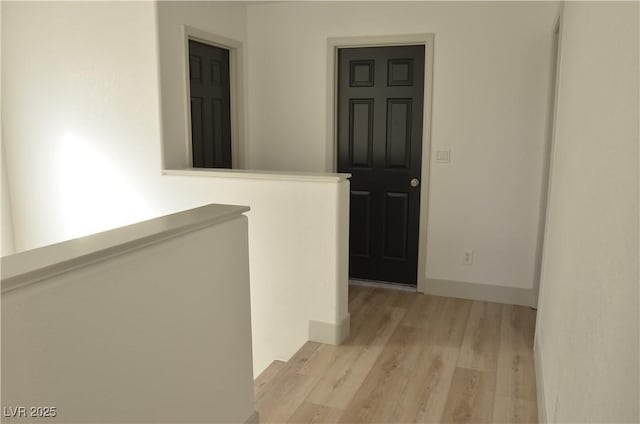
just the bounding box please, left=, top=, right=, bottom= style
left=163, top=168, right=352, bottom=183
left=1, top=204, right=249, bottom=294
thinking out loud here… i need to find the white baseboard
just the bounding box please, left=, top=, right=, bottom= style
left=424, top=278, right=538, bottom=307
left=244, top=410, right=259, bottom=424
left=534, top=339, right=547, bottom=423
left=308, top=314, right=350, bottom=345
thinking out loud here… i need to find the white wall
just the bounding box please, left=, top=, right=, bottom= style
left=2, top=214, right=256, bottom=423
left=535, top=2, right=639, bottom=422
left=1, top=1, right=348, bottom=376
left=2, top=1, right=160, bottom=249
left=247, top=1, right=560, bottom=295
left=3, top=1, right=561, bottom=304
left=156, top=1, right=248, bottom=169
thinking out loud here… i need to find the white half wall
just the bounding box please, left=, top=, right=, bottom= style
left=247, top=1, right=561, bottom=296
left=2, top=208, right=256, bottom=423
left=160, top=171, right=350, bottom=373
left=1, top=1, right=349, bottom=376
left=535, top=2, right=639, bottom=422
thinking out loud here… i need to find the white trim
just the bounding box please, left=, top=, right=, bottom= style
left=533, top=12, right=563, bottom=315
left=534, top=339, right=548, bottom=424
left=326, top=34, right=435, bottom=295
left=308, top=314, right=350, bottom=345
left=535, top=8, right=564, bottom=343
left=182, top=25, right=245, bottom=169
left=424, top=278, right=538, bottom=308
left=349, top=279, right=416, bottom=293
left=164, top=168, right=351, bottom=183
left=533, top=16, right=562, bottom=424
left=152, top=2, right=167, bottom=174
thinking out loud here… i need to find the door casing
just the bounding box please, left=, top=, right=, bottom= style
left=326, top=34, right=435, bottom=294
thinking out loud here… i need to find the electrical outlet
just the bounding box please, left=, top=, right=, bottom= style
left=464, top=250, right=473, bottom=265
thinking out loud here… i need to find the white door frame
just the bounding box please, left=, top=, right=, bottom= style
left=326, top=34, right=435, bottom=294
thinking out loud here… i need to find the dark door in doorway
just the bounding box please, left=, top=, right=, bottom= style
left=188, top=40, right=232, bottom=168
left=337, top=45, right=425, bottom=285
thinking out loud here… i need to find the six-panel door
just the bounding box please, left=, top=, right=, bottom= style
left=189, top=40, right=232, bottom=168
left=337, top=45, right=425, bottom=285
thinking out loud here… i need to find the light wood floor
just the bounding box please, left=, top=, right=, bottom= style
left=255, top=285, right=537, bottom=423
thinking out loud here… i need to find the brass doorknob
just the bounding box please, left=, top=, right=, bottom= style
left=410, top=178, right=420, bottom=188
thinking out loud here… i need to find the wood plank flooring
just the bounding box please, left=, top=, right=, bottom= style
left=255, top=285, right=537, bottom=423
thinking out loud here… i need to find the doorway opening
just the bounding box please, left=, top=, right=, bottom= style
left=188, top=40, right=232, bottom=168
left=181, top=26, right=245, bottom=170
left=329, top=35, right=435, bottom=292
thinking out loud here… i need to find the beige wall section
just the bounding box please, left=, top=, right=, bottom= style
left=2, top=215, right=256, bottom=423
left=247, top=1, right=560, bottom=291
left=156, top=1, right=248, bottom=169
left=535, top=2, right=639, bottom=422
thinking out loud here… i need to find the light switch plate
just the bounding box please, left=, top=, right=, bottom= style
left=435, top=148, right=450, bottom=163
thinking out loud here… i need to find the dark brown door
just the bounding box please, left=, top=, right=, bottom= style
left=337, top=45, right=425, bottom=285
left=188, top=40, right=232, bottom=168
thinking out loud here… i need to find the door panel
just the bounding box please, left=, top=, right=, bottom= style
left=349, top=99, right=374, bottom=167
left=350, top=191, right=372, bottom=257
left=188, top=40, right=232, bottom=169
left=338, top=45, right=425, bottom=285
left=190, top=97, right=204, bottom=163
left=388, top=59, right=414, bottom=86
left=383, top=192, right=409, bottom=260
left=386, top=99, right=412, bottom=169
